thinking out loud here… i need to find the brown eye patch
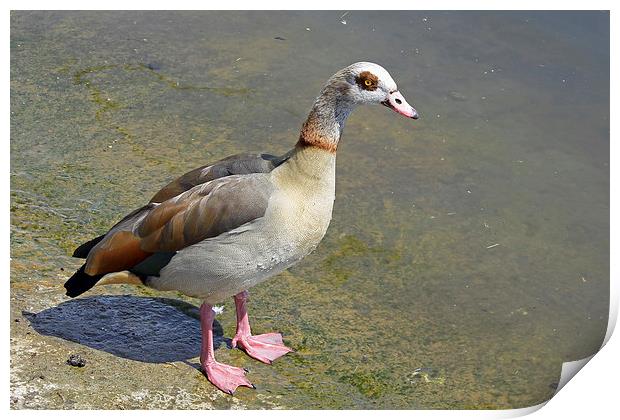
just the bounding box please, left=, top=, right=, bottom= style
left=355, top=71, right=379, bottom=91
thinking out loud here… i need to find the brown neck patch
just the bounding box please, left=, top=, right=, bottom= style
left=297, top=128, right=338, bottom=154
left=355, top=71, right=379, bottom=91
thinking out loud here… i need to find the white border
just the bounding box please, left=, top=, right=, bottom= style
left=4, top=2, right=617, bottom=418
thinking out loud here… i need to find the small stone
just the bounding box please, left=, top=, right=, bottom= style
left=67, top=354, right=86, bottom=367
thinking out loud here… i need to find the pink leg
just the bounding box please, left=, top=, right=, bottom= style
left=231, top=291, right=293, bottom=364
left=199, top=302, right=254, bottom=394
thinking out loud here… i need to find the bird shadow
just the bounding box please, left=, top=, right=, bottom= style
left=23, top=294, right=229, bottom=365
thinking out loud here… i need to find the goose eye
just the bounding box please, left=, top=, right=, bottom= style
left=355, top=71, right=378, bottom=91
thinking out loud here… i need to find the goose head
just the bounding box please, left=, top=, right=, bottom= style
left=299, top=62, right=419, bottom=152
left=328, top=61, right=419, bottom=119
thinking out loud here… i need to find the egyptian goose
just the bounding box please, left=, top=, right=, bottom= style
left=64, top=62, right=418, bottom=394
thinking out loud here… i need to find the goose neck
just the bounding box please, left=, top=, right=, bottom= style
left=296, top=86, right=355, bottom=153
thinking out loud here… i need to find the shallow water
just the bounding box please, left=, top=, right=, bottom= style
left=10, top=11, right=609, bottom=409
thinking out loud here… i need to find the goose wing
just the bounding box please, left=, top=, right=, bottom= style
left=83, top=173, right=274, bottom=276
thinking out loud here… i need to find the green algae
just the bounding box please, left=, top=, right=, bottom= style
left=71, top=63, right=251, bottom=146
left=73, top=63, right=250, bottom=96
left=339, top=369, right=391, bottom=399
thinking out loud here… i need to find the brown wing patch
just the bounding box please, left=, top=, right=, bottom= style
left=84, top=231, right=152, bottom=275
left=355, top=71, right=379, bottom=91
left=139, top=196, right=222, bottom=252
left=136, top=200, right=189, bottom=238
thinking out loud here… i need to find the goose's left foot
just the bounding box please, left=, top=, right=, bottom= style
left=232, top=332, right=293, bottom=364
left=232, top=291, right=293, bottom=364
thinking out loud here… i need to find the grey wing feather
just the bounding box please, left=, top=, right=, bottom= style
left=149, top=152, right=290, bottom=203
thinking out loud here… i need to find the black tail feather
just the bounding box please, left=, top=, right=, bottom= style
left=64, top=264, right=103, bottom=298
left=72, top=234, right=106, bottom=258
